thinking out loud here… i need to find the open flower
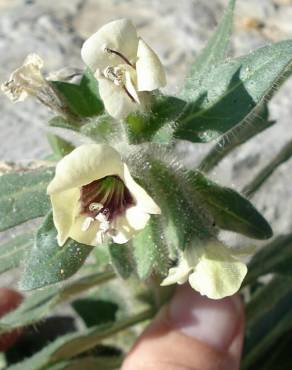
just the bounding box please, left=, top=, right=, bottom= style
left=47, top=144, right=160, bottom=247
left=1, top=54, right=46, bottom=102
left=161, top=243, right=247, bottom=299
left=81, top=19, right=166, bottom=119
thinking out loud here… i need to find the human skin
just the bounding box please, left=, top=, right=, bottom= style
left=0, top=288, right=23, bottom=351
left=122, top=284, right=244, bottom=370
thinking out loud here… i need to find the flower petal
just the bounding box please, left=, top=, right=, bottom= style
left=81, top=19, right=138, bottom=72
left=109, top=207, right=149, bottom=244
left=50, top=188, right=80, bottom=246
left=1, top=53, right=45, bottom=102
left=98, top=77, right=140, bottom=119
left=47, top=144, right=124, bottom=194
left=125, top=206, right=150, bottom=230
left=188, top=243, right=247, bottom=299
left=122, top=164, right=161, bottom=215
left=136, top=39, right=166, bottom=91
left=69, top=215, right=100, bottom=247
left=161, top=255, right=191, bottom=286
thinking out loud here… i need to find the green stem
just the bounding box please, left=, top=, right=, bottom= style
left=148, top=276, right=176, bottom=311
left=59, top=270, right=116, bottom=302
left=243, top=139, right=292, bottom=198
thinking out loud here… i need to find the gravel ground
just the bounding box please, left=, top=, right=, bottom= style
left=0, top=0, right=292, bottom=285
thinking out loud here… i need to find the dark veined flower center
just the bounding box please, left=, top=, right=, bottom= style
left=80, top=175, right=135, bottom=221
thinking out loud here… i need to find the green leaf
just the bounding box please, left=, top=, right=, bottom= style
left=183, top=0, right=236, bottom=90
left=175, top=40, right=292, bottom=142
left=0, top=168, right=54, bottom=231
left=199, top=104, right=275, bottom=172
left=135, top=157, right=216, bottom=251
left=108, top=243, right=136, bottom=279
left=247, top=331, right=292, bottom=370
left=72, top=298, right=118, bottom=328
left=52, top=69, right=104, bottom=118
left=7, top=310, right=152, bottom=370
left=243, top=279, right=292, bottom=369
left=246, top=234, right=292, bottom=285
left=20, top=212, right=94, bottom=290
left=0, top=233, right=33, bottom=274
left=80, top=114, right=118, bottom=143
left=132, top=215, right=170, bottom=280
left=125, top=95, right=185, bottom=144
left=47, top=134, right=75, bottom=159
left=246, top=275, right=292, bottom=325
left=189, top=171, right=273, bottom=239
left=48, top=116, right=80, bottom=132
left=0, top=271, right=115, bottom=333
left=243, top=138, right=292, bottom=197
left=45, top=356, right=123, bottom=370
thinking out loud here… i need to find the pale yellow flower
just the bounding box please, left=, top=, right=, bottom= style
left=161, top=243, right=247, bottom=299
left=1, top=54, right=46, bottom=102
left=81, top=19, right=166, bottom=119
left=47, top=144, right=160, bottom=247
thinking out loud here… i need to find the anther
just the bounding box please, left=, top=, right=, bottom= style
left=89, top=202, right=103, bottom=212
left=82, top=216, right=94, bottom=232
left=104, top=47, right=135, bottom=69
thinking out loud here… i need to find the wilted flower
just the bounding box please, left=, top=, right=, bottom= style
left=1, top=54, right=46, bottom=102
left=161, top=243, right=247, bottom=299
left=47, top=144, right=160, bottom=247
left=81, top=19, right=166, bottom=119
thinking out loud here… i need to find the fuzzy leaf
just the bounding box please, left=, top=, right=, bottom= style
left=0, top=271, right=114, bottom=333
left=52, top=69, right=104, bottom=118
left=132, top=215, right=170, bottom=280
left=108, top=243, right=135, bottom=279
left=125, top=95, right=185, bottom=144
left=0, top=168, right=54, bottom=231
left=6, top=310, right=152, bottom=370
left=47, top=134, right=75, bottom=159
left=72, top=298, right=118, bottom=328
left=48, top=116, right=80, bottom=132
left=20, top=212, right=94, bottom=290
left=199, top=103, right=275, bottom=172
left=80, top=114, right=118, bottom=143
left=190, top=171, right=273, bottom=239
left=176, top=40, right=292, bottom=142
left=135, top=158, right=216, bottom=251
left=183, top=0, right=235, bottom=88
left=0, top=233, right=33, bottom=274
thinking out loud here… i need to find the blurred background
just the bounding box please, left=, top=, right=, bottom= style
left=0, top=0, right=291, bottom=249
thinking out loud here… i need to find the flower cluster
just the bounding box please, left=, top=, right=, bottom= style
left=2, top=18, right=249, bottom=300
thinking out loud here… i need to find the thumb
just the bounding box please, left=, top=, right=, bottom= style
left=122, top=284, right=244, bottom=370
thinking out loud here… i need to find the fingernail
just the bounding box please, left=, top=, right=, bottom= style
left=169, top=284, right=242, bottom=352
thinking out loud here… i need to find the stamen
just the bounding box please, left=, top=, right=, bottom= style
left=89, top=202, right=103, bottom=212
left=95, top=213, right=108, bottom=223
left=123, top=86, right=136, bottom=102
left=95, top=231, right=104, bottom=244
left=82, top=217, right=94, bottom=232
left=104, top=47, right=135, bottom=69
left=100, top=221, right=110, bottom=232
